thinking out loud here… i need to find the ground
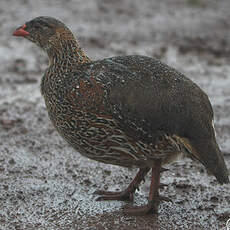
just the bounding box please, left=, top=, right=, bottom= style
left=0, top=0, right=230, bottom=229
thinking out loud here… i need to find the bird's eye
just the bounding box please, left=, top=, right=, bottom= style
left=42, top=25, right=50, bottom=30
left=34, top=24, right=41, bottom=29
left=34, top=23, right=50, bottom=31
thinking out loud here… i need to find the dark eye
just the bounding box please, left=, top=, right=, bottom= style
left=40, top=21, right=52, bottom=29
left=34, top=24, right=41, bottom=29
left=41, top=25, right=50, bottom=30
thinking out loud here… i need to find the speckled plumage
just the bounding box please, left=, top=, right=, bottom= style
left=13, top=17, right=229, bottom=215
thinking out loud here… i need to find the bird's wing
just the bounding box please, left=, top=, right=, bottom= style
left=91, top=55, right=213, bottom=144
left=66, top=55, right=213, bottom=144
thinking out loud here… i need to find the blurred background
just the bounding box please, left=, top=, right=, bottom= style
left=0, top=0, right=229, bottom=229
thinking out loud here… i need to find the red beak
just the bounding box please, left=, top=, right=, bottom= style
left=13, top=24, right=29, bottom=37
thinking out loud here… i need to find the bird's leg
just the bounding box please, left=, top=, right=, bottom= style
left=123, top=160, right=170, bottom=216
left=94, top=167, right=150, bottom=202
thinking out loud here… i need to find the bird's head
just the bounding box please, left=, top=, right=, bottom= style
left=13, top=16, right=90, bottom=66
left=13, top=16, right=74, bottom=52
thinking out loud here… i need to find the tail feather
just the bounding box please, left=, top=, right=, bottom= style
left=191, top=139, right=229, bottom=184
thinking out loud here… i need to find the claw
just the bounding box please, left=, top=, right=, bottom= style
left=93, top=190, right=119, bottom=196
left=94, top=189, right=134, bottom=202
left=159, top=183, right=168, bottom=188
left=160, top=167, right=169, bottom=173
left=159, top=196, right=172, bottom=202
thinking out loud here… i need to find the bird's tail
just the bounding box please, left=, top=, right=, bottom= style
left=191, top=138, right=229, bottom=184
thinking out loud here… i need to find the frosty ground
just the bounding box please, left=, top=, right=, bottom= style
left=0, top=0, right=229, bottom=229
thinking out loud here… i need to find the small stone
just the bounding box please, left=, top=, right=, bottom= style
left=8, top=158, right=15, bottom=165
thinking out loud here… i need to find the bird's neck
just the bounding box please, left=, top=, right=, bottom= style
left=46, top=37, right=91, bottom=70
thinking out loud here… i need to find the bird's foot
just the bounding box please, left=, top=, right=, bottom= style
left=123, top=195, right=171, bottom=216
left=94, top=189, right=134, bottom=202
left=94, top=167, right=150, bottom=202
left=123, top=202, right=158, bottom=216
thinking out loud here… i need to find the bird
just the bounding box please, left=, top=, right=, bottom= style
left=13, top=16, right=229, bottom=216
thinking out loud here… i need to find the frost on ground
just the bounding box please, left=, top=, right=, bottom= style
left=0, top=0, right=230, bottom=229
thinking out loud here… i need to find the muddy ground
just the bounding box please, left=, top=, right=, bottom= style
left=0, top=0, right=230, bottom=229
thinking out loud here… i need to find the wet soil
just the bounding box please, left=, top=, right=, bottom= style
left=0, top=0, right=229, bottom=229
